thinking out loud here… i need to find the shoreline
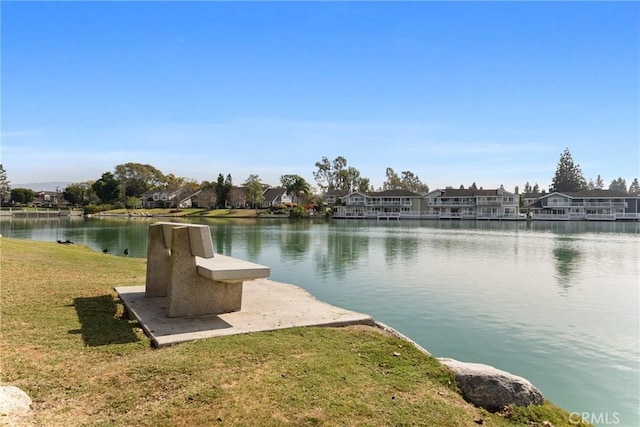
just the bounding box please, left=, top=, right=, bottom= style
left=0, top=236, right=593, bottom=426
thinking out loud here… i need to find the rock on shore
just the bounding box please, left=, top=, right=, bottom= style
left=438, top=358, right=544, bottom=412
left=0, top=385, right=32, bottom=424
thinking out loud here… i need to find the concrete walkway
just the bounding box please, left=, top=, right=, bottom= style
left=115, top=279, right=374, bottom=347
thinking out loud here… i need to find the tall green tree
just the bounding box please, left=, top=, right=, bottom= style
left=338, top=167, right=370, bottom=193
left=200, top=180, right=216, bottom=189
left=313, top=156, right=353, bottom=191
left=114, top=162, right=165, bottom=198
left=401, top=171, right=429, bottom=193
left=608, top=177, right=627, bottom=193
left=313, top=156, right=371, bottom=191
left=629, top=178, right=640, bottom=194
left=214, top=174, right=232, bottom=208
left=164, top=174, right=186, bottom=190
left=63, top=182, right=98, bottom=206
left=313, top=156, right=333, bottom=191
left=92, top=172, right=120, bottom=204
left=382, top=168, right=403, bottom=190
left=550, top=148, right=587, bottom=193
left=588, top=174, right=605, bottom=190
left=354, top=176, right=371, bottom=192
left=0, top=164, right=11, bottom=206
left=10, top=188, right=35, bottom=205
left=382, top=168, right=428, bottom=193
left=244, top=174, right=265, bottom=211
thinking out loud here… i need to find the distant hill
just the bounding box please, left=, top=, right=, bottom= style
left=13, top=182, right=72, bottom=192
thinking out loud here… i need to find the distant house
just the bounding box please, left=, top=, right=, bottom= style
left=333, top=189, right=426, bottom=219
left=424, top=188, right=519, bottom=219
left=527, top=190, right=640, bottom=221
left=140, top=187, right=201, bottom=209
left=324, top=186, right=639, bottom=221
left=190, top=186, right=248, bottom=209
left=323, top=189, right=350, bottom=206
left=33, top=191, right=68, bottom=208
left=190, top=188, right=217, bottom=209
left=522, top=191, right=544, bottom=213
left=228, top=186, right=248, bottom=208
left=260, top=188, right=293, bottom=208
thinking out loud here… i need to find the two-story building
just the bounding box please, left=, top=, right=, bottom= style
left=260, top=187, right=294, bottom=208
left=424, top=188, right=519, bottom=219
left=332, top=190, right=426, bottom=219
left=526, top=190, right=640, bottom=221
left=34, top=190, right=68, bottom=208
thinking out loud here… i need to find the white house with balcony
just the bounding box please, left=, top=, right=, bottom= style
left=333, top=190, right=426, bottom=219
left=424, top=188, right=519, bottom=219
left=527, top=190, right=640, bottom=221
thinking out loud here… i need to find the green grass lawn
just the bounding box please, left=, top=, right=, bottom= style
left=0, top=238, right=590, bottom=426
left=99, top=208, right=268, bottom=218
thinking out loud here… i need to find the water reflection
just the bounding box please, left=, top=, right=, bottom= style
left=383, top=232, right=419, bottom=264
left=211, top=222, right=233, bottom=254
left=1, top=216, right=639, bottom=424
left=314, top=229, right=370, bottom=278
left=276, top=222, right=311, bottom=261
left=553, top=243, right=582, bottom=292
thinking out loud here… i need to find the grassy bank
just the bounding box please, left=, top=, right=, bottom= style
left=96, top=208, right=270, bottom=218
left=0, top=238, right=589, bottom=426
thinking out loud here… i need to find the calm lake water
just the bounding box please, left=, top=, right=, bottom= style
left=2, top=216, right=639, bottom=426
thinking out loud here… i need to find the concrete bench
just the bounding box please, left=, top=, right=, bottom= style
left=145, top=222, right=270, bottom=317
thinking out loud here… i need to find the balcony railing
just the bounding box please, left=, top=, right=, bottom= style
left=335, top=212, right=367, bottom=218
left=585, top=214, right=616, bottom=220
left=531, top=214, right=570, bottom=220
left=584, top=202, right=627, bottom=208
left=615, top=213, right=640, bottom=219
left=431, top=201, right=475, bottom=206
left=546, top=201, right=628, bottom=208
left=476, top=213, right=519, bottom=218
left=366, top=201, right=413, bottom=207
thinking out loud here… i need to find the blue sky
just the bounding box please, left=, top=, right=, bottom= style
left=2, top=1, right=638, bottom=192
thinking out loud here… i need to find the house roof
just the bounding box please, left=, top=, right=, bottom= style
left=140, top=188, right=179, bottom=197
left=141, top=187, right=201, bottom=201
left=324, top=189, right=350, bottom=197
left=541, top=190, right=634, bottom=199
left=262, top=187, right=287, bottom=202
left=367, top=189, right=422, bottom=197
left=437, top=188, right=515, bottom=197
left=523, top=192, right=544, bottom=199
left=338, top=189, right=422, bottom=199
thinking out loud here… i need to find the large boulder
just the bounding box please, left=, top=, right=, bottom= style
left=438, top=358, right=544, bottom=412
left=0, top=385, right=32, bottom=420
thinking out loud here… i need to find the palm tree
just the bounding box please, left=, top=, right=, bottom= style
left=281, top=174, right=311, bottom=206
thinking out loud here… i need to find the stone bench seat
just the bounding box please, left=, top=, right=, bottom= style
left=145, top=221, right=270, bottom=317
left=196, top=254, right=270, bottom=282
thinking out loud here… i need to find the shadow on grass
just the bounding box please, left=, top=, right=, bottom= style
left=70, top=295, right=140, bottom=346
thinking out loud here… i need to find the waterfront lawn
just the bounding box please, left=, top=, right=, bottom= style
left=0, top=238, right=590, bottom=426
left=100, top=208, right=266, bottom=217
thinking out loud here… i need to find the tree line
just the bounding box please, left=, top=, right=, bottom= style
left=0, top=149, right=637, bottom=209
left=0, top=157, right=430, bottom=209
left=523, top=148, right=639, bottom=194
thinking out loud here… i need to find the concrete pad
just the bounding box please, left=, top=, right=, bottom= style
left=115, top=279, right=374, bottom=348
